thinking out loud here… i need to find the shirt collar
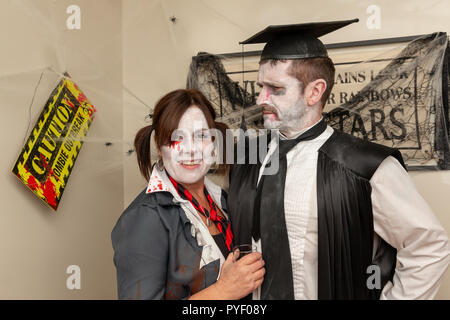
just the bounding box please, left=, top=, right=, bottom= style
left=146, top=165, right=173, bottom=194
left=146, top=165, right=224, bottom=210
left=279, top=116, right=324, bottom=140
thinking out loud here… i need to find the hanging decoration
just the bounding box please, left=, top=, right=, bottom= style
left=12, top=75, right=96, bottom=210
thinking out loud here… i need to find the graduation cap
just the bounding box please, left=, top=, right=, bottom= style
left=240, top=18, right=359, bottom=60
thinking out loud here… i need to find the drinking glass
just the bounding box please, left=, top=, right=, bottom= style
left=232, top=244, right=257, bottom=261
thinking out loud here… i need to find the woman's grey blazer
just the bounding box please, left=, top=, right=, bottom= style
left=111, top=188, right=228, bottom=300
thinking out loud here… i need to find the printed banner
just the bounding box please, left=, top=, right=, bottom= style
left=12, top=77, right=96, bottom=210
left=187, top=32, right=450, bottom=169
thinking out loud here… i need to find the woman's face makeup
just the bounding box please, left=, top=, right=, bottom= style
left=160, top=106, right=214, bottom=184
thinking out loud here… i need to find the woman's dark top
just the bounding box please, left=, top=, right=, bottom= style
left=111, top=187, right=229, bottom=300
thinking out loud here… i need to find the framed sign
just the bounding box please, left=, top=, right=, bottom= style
left=187, top=32, right=450, bottom=170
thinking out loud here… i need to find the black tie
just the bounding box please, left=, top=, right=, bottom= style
left=253, top=118, right=327, bottom=299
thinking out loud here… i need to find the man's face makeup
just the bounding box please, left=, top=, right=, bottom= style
left=256, top=60, right=307, bottom=133
left=160, top=106, right=215, bottom=184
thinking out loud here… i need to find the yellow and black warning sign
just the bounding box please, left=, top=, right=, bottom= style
left=12, top=77, right=96, bottom=210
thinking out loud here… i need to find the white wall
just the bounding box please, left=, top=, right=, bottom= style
left=0, top=0, right=123, bottom=299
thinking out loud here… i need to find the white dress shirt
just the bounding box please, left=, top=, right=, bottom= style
left=252, top=120, right=450, bottom=300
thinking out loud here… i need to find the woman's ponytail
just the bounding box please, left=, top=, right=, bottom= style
left=134, top=125, right=154, bottom=181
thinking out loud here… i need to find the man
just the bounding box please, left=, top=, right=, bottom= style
left=227, top=19, right=450, bottom=299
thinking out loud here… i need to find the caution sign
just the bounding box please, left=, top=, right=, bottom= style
left=12, top=77, right=96, bottom=210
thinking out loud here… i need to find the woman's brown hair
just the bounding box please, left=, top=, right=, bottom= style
left=134, top=89, right=228, bottom=181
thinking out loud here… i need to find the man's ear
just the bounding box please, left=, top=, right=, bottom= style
left=304, top=79, right=327, bottom=107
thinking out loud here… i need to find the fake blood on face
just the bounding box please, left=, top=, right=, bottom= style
left=169, top=141, right=182, bottom=152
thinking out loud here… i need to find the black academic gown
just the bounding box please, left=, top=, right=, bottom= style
left=227, top=128, right=405, bottom=300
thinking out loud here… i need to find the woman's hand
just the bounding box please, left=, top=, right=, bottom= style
left=214, top=251, right=265, bottom=300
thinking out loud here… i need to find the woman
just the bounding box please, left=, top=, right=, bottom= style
left=111, top=89, right=265, bottom=299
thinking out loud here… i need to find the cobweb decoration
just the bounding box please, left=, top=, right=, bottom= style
left=325, top=32, right=449, bottom=170
left=186, top=53, right=263, bottom=130
left=187, top=33, right=450, bottom=170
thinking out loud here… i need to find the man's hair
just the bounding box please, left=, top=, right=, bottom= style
left=259, top=57, right=335, bottom=108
